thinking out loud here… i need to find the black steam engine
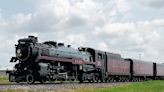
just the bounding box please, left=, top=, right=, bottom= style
left=7, top=36, right=164, bottom=84
left=7, top=36, right=101, bottom=84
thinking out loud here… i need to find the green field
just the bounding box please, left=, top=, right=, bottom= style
left=0, top=76, right=10, bottom=84
left=0, top=80, right=164, bottom=92
left=75, top=80, right=164, bottom=92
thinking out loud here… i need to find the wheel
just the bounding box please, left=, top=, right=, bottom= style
left=9, top=74, right=15, bottom=82
left=26, top=74, right=35, bottom=84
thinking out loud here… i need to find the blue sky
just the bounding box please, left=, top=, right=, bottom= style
left=0, top=0, right=37, bottom=17
left=0, top=0, right=164, bottom=69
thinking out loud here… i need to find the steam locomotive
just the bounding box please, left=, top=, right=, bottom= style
left=7, top=36, right=164, bottom=84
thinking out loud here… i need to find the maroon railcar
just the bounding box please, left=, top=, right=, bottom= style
left=133, top=60, right=153, bottom=77
left=106, top=53, right=130, bottom=76
left=156, top=64, right=164, bottom=79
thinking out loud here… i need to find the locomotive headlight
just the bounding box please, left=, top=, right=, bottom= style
left=17, top=49, right=22, bottom=57
left=17, top=49, right=21, bottom=54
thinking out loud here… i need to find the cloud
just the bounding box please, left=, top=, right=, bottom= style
left=0, top=0, right=164, bottom=68
left=97, top=42, right=110, bottom=52
left=140, top=0, right=164, bottom=8
left=93, top=18, right=164, bottom=61
left=94, top=19, right=163, bottom=46
left=63, top=33, right=87, bottom=47
left=0, top=0, right=131, bottom=34
left=31, top=0, right=131, bottom=31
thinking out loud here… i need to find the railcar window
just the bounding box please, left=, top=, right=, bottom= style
left=98, top=53, right=103, bottom=61
left=103, top=55, right=106, bottom=60
left=90, top=57, right=93, bottom=62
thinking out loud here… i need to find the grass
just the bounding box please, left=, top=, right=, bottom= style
left=0, top=80, right=164, bottom=92
left=75, top=80, right=164, bottom=92
left=0, top=76, right=8, bottom=80
left=0, top=76, right=10, bottom=84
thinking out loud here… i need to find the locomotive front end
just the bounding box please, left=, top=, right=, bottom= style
left=16, top=36, right=38, bottom=61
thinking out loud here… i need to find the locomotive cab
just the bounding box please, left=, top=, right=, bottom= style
left=78, top=47, right=95, bottom=62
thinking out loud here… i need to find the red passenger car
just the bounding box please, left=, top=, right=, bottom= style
left=133, top=60, right=153, bottom=76
left=125, top=59, right=154, bottom=81
left=156, top=64, right=164, bottom=79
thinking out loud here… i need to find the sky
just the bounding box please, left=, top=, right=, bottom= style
left=0, top=0, right=164, bottom=69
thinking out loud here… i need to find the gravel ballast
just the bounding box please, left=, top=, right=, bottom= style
left=0, top=82, right=130, bottom=91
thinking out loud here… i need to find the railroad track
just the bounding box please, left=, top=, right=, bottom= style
left=0, top=82, right=130, bottom=90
